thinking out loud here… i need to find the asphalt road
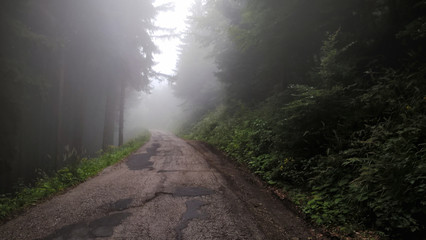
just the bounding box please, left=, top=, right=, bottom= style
left=0, top=130, right=324, bottom=240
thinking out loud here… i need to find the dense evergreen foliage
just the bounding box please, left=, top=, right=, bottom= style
left=0, top=0, right=157, bottom=193
left=172, top=1, right=223, bottom=132
left=176, top=0, right=426, bottom=237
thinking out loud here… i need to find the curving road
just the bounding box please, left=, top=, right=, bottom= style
left=0, top=131, right=324, bottom=240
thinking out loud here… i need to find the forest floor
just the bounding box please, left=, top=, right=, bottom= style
left=0, top=130, right=325, bottom=240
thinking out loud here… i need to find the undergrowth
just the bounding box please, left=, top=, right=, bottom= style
left=0, top=131, right=150, bottom=222
left=181, top=67, right=426, bottom=238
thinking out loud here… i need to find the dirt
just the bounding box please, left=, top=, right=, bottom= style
left=0, top=130, right=326, bottom=239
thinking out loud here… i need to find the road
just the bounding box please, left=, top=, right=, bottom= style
left=0, top=131, right=324, bottom=240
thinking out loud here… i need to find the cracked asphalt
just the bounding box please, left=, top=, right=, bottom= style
left=0, top=130, right=324, bottom=240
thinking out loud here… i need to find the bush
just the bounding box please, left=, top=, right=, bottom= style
left=182, top=66, right=426, bottom=237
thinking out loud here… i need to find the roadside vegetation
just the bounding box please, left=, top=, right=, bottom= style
left=175, top=0, right=426, bottom=238
left=0, top=132, right=150, bottom=222
left=183, top=78, right=425, bottom=238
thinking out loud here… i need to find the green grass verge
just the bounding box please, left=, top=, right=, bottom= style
left=0, top=131, right=150, bottom=222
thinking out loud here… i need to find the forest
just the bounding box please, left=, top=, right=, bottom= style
left=174, top=0, right=426, bottom=238
left=0, top=0, right=425, bottom=239
left=0, top=0, right=157, bottom=193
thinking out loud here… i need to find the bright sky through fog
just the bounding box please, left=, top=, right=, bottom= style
left=152, top=0, right=192, bottom=85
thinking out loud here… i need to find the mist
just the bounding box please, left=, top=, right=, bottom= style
left=0, top=0, right=191, bottom=193
left=0, top=0, right=222, bottom=193
left=2, top=1, right=425, bottom=236
left=124, top=85, right=184, bottom=141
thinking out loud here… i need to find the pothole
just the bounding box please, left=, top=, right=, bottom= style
left=43, top=212, right=131, bottom=239
left=111, top=198, right=133, bottom=211
left=173, top=187, right=215, bottom=197
left=126, top=143, right=160, bottom=170
left=175, top=199, right=208, bottom=240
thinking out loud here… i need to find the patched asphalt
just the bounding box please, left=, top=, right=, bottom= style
left=0, top=130, right=324, bottom=240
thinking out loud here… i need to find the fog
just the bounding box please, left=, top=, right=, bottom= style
left=0, top=0, right=216, bottom=193
left=2, top=0, right=425, bottom=237
left=124, top=85, right=185, bottom=141
left=121, top=0, right=191, bottom=140
left=124, top=0, right=221, bottom=141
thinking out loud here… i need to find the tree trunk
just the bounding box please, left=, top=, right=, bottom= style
left=102, top=85, right=116, bottom=151
left=118, top=81, right=125, bottom=146
left=72, top=93, right=86, bottom=155
left=55, top=47, right=65, bottom=170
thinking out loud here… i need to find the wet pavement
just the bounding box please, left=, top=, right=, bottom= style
left=0, top=130, right=323, bottom=240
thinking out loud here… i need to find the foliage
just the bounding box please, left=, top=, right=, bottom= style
left=0, top=0, right=157, bottom=193
left=184, top=68, right=426, bottom=236
left=174, top=0, right=426, bottom=237
left=0, top=132, right=150, bottom=222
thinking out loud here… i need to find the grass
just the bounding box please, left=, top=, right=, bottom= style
left=0, top=131, right=150, bottom=222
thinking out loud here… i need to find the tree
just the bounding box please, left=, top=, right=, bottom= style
left=0, top=0, right=158, bottom=192
left=176, top=0, right=426, bottom=236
